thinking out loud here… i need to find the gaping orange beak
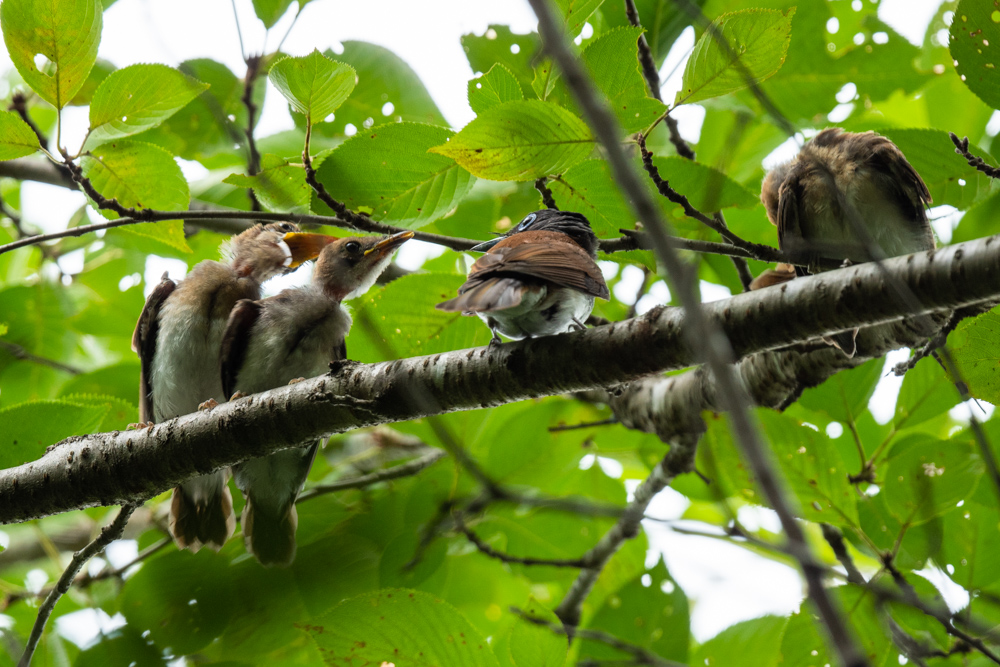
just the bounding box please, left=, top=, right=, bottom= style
left=364, top=230, right=415, bottom=258
left=282, top=232, right=337, bottom=268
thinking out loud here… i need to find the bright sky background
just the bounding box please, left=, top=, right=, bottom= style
left=0, top=0, right=976, bottom=651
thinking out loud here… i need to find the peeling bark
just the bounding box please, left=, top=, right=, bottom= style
left=1, top=237, right=999, bottom=524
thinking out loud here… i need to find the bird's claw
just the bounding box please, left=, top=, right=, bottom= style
left=488, top=333, right=503, bottom=347
left=198, top=398, right=219, bottom=411
left=126, top=421, right=155, bottom=431
left=287, top=377, right=306, bottom=385
left=571, top=317, right=587, bottom=332
left=229, top=391, right=247, bottom=401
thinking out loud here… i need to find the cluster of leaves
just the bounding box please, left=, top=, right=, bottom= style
left=0, top=0, right=1000, bottom=665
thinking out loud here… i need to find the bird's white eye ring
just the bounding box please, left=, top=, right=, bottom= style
left=517, top=213, right=537, bottom=231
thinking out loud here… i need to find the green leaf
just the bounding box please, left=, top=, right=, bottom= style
left=509, top=598, right=565, bottom=667
left=313, top=123, right=476, bottom=228
left=601, top=0, right=704, bottom=66
left=579, top=559, right=689, bottom=663
left=692, top=615, right=787, bottom=667
left=798, top=357, right=882, bottom=425
left=941, top=501, right=1000, bottom=590
left=58, top=360, right=141, bottom=405
left=121, top=550, right=236, bottom=656
left=69, top=56, right=115, bottom=106
left=61, top=393, right=136, bottom=431
left=947, top=304, right=1000, bottom=403
left=224, top=154, right=310, bottom=214
left=251, top=0, right=294, bottom=29
left=305, top=589, right=500, bottom=666
left=676, top=8, right=794, bottom=105
left=650, top=155, right=759, bottom=214
left=347, top=272, right=492, bottom=362
left=312, top=41, right=447, bottom=137
left=0, top=399, right=107, bottom=467
left=950, top=0, right=1000, bottom=110
left=0, top=110, right=40, bottom=160
left=554, top=0, right=603, bottom=36
left=759, top=410, right=859, bottom=527
left=430, top=100, right=593, bottom=181
left=894, top=356, right=960, bottom=429
left=84, top=64, right=209, bottom=150
left=462, top=26, right=541, bottom=101
left=269, top=50, right=356, bottom=124
left=469, top=64, right=524, bottom=115
left=882, top=435, right=983, bottom=524
left=1, top=0, right=102, bottom=109
left=550, top=159, right=641, bottom=237
left=80, top=140, right=191, bottom=252
left=582, top=26, right=666, bottom=133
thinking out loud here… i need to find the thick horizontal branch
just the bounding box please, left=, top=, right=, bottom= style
left=1, top=237, right=999, bottom=524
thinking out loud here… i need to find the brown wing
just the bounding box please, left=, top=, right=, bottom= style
left=463, top=239, right=609, bottom=300
left=220, top=299, right=263, bottom=400
left=132, top=276, right=177, bottom=423
left=436, top=277, right=533, bottom=313
left=868, top=138, right=933, bottom=220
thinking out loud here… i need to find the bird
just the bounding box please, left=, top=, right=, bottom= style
left=219, top=230, right=414, bottom=566
left=750, top=128, right=935, bottom=356
left=131, top=222, right=333, bottom=553
left=436, top=209, right=610, bottom=344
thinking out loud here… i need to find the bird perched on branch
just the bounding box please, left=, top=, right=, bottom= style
left=750, top=128, right=935, bottom=356
left=219, top=230, right=413, bottom=566
left=132, top=223, right=332, bottom=553
left=436, top=209, right=609, bottom=344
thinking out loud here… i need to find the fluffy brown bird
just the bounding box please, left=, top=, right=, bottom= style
left=132, top=223, right=332, bottom=552
left=219, top=230, right=413, bottom=566
left=751, top=128, right=935, bottom=355
left=436, top=209, right=609, bottom=343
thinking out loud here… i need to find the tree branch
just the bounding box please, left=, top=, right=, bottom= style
left=0, top=237, right=998, bottom=524
left=296, top=449, right=446, bottom=501
left=950, top=132, right=1000, bottom=180
left=17, top=504, right=137, bottom=667
left=0, top=340, right=82, bottom=375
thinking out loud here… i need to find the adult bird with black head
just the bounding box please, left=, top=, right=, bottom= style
left=132, top=222, right=332, bottom=553
left=437, top=209, right=609, bottom=344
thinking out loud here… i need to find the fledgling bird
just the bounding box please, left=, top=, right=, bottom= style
left=436, top=209, right=610, bottom=343
left=132, top=223, right=332, bottom=553
left=219, top=230, right=413, bottom=566
left=750, top=128, right=935, bottom=356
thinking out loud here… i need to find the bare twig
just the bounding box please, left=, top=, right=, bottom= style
left=528, top=5, right=866, bottom=661
left=951, top=133, right=1000, bottom=180
left=0, top=340, right=82, bottom=375
left=456, top=515, right=588, bottom=568
left=820, top=524, right=865, bottom=585
left=296, top=449, right=446, bottom=502
left=535, top=177, right=559, bottom=209
left=512, top=606, right=684, bottom=667
left=241, top=54, right=264, bottom=211
left=8, top=93, right=48, bottom=151
left=17, top=504, right=137, bottom=667
left=548, top=417, right=618, bottom=432
left=892, top=304, right=993, bottom=377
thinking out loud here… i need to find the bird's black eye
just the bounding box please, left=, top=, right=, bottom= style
left=279, top=222, right=294, bottom=232
left=345, top=241, right=361, bottom=254
left=516, top=213, right=537, bottom=232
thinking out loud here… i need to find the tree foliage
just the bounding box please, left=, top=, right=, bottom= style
left=0, top=0, right=999, bottom=665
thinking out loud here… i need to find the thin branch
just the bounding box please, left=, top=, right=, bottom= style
left=17, top=504, right=137, bottom=667
left=511, top=607, right=684, bottom=667
left=951, top=133, right=1000, bottom=180
left=241, top=54, right=264, bottom=211
left=0, top=340, right=82, bottom=375
left=230, top=0, right=246, bottom=61
left=456, top=515, right=588, bottom=568
left=820, top=524, right=866, bottom=585
left=534, top=177, right=559, bottom=209
left=528, top=5, right=864, bottom=659
left=892, top=304, right=992, bottom=377
left=548, top=417, right=618, bottom=432
left=626, top=266, right=652, bottom=319
left=8, top=93, right=49, bottom=151
left=296, top=449, right=446, bottom=502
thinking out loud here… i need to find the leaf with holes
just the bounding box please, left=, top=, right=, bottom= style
left=81, top=140, right=191, bottom=252
left=224, top=154, right=310, bottom=214
left=676, top=8, right=794, bottom=105
left=882, top=435, right=982, bottom=524
left=84, top=64, right=208, bottom=150
left=269, top=50, right=356, bottom=124
left=430, top=100, right=593, bottom=181
left=582, top=26, right=666, bottom=133
left=305, top=589, right=500, bottom=666
left=468, top=64, right=524, bottom=115
left=1, top=0, right=102, bottom=109
left=950, top=0, right=1000, bottom=110
left=0, top=111, right=40, bottom=160
left=314, top=123, right=475, bottom=227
